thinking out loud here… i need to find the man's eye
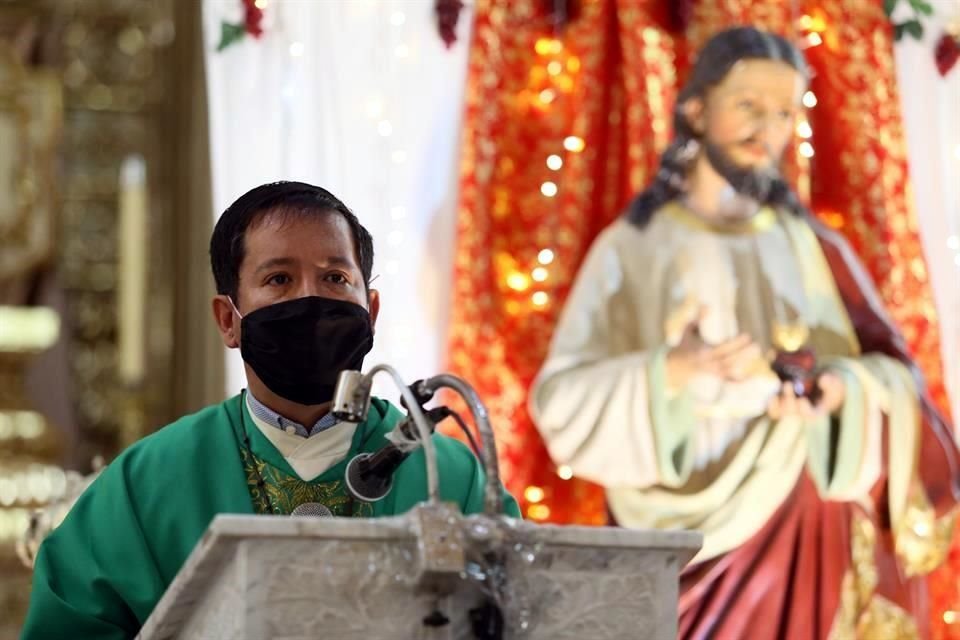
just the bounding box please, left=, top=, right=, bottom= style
left=325, top=273, right=348, bottom=285
left=737, top=99, right=755, bottom=110
left=267, top=274, right=291, bottom=286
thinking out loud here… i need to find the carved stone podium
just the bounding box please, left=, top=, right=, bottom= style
left=136, top=507, right=701, bottom=640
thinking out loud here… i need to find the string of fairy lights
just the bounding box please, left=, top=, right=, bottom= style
left=498, top=33, right=584, bottom=520
left=266, top=0, right=421, bottom=387
left=501, top=35, right=584, bottom=330
left=796, top=10, right=821, bottom=168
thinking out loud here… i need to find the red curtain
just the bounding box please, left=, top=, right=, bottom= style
left=447, top=0, right=956, bottom=635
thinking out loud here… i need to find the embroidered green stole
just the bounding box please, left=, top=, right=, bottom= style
left=233, top=391, right=373, bottom=518
left=237, top=444, right=373, bottom=517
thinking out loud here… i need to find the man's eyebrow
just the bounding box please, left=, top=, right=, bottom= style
left=253, top=257, right=296, bottom=274
left=325, top=256, right=355, bottom=268
left=255, top=256, right=358, bottom=273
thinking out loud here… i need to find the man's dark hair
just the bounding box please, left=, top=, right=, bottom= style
left=626, top=26, right=810, bottom=228
left=210, top=181, right=374, bottom=302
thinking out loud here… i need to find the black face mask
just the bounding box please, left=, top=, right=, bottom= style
left=236, top=296, right=374, bottom=406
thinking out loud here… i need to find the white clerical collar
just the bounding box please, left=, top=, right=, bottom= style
left=244, top=392, right=356, bottom=481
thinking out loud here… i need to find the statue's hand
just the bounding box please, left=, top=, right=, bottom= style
left=767, top=371, right=846, bottom=420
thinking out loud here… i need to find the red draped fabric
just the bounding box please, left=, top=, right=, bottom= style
left=447, top=0, right=958, bottom=635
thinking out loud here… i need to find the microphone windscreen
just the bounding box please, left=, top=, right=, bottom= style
left=290, top=502, right=334, bottom=517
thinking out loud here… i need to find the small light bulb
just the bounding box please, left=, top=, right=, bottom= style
left=540, top=181, right=558, bottom=197
left=803, top=91, right=818, bottom=108
left=557, top=465, right=573, bottom=480
left=527, top=504, right=551, bottom=520
left=506, top=273, right=530, bottom=292
left=532, top=291, right=549, bottom=306
left=537, top=249, right=555, bottom=265
left=797, top=121, right=813, bottom=138
left=563, top=136, right=585, bottom=152
left=524, top=486, right=545, bottom=503
left=547, top=61, right=563, bottom=76
left=531, top=267, right=548, bottom=282
left=539, top=89, right=556, bottom=104
left=799, top=141, right=815, bottom=158
left=546, top=154, right=563, bottom=170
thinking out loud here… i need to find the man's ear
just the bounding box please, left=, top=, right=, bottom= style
left=367, top=289, right=380, bottom=333
left=212, top=295, right=240, bottom=349
left=680, top=97, right=706, bottom=136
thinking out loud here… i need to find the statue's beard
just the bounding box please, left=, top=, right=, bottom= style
left=703, top=140, right=780, bottom=204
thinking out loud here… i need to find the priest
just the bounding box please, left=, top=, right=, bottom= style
left=23, top=181, right=520, bottom=639
left=530, top=27, right=959, bottom=639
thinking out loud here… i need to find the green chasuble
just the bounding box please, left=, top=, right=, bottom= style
left=22, top=394, right=520, bottom=639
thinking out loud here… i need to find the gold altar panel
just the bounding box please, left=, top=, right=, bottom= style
left=0, top=0, right=222, bottom=635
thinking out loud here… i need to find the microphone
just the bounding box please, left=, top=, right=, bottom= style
left=332, top=372, right=435, bottom=422
left=345, top=409, right=448, bottom=503
left=290, top=502, right=333, bottom=517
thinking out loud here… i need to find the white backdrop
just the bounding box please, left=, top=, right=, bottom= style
left=894, top=1, right=960, bottom=420
left=203, top=0, right=471, bottom=398
left=204, top=0, right=959, bottom=418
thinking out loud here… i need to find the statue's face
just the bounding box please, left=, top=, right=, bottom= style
left=689, top=59, right=806, bottom=171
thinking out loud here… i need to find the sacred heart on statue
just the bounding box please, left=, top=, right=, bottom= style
left=770, top=321, right=822, bottom=403
left=771, top=348, right=823, bottom=404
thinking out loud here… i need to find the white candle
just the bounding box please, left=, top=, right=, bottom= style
left=117, top=155, right=148, bottom=386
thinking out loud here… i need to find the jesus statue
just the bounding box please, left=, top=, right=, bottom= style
left=530, top=26, right=960, bottom=640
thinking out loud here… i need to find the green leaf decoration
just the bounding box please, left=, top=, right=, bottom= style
left=903, top=19, right=924, bottom=40
left=888, top=0, right=932, bottom=43
left=909, top=0, right=934, bottom=16
left=216, top=21, right=247, bottom=52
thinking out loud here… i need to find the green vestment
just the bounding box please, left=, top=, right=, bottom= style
left=22, top=394, right=520, bottom=639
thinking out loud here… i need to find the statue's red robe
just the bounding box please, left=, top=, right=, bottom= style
left=678, top=217, right=960, bottom=640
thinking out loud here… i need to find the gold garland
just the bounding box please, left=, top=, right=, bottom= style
left=239, top=444, right=372, bottom=518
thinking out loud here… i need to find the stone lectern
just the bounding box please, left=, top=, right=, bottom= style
left=136, top=508, right=700, bottom=640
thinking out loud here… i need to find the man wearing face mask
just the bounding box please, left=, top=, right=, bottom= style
left=22, top=181, right=521, bottom=640
left=530, top=27, right=959, bottom=639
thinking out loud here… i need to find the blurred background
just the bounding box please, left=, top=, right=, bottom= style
left=0, top=0, right=957, bottom=637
